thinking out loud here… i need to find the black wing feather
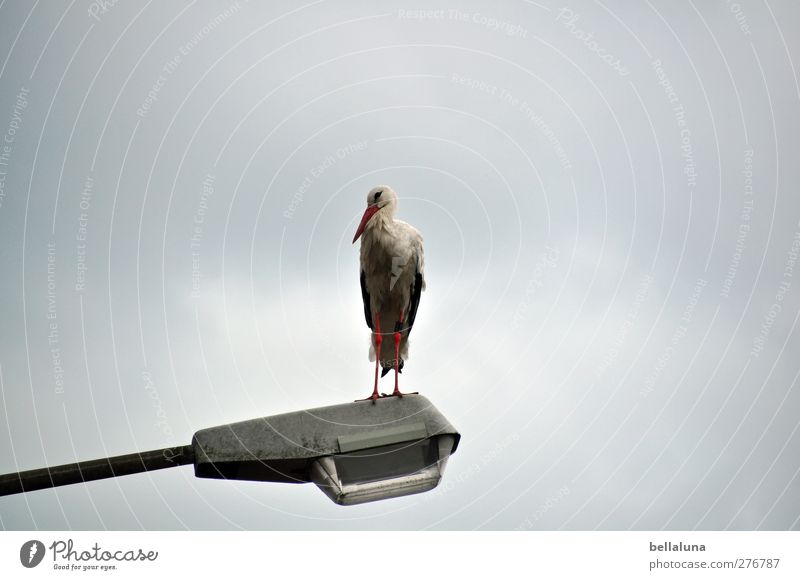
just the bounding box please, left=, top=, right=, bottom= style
left=360, top=270, right=373, bottom=329
left=405, top=271, right=423, bottom=333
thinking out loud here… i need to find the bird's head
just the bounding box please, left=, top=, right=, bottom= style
left=352, top=185, right=397, bottom=243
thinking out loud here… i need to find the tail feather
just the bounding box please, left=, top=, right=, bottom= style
left=380, top=358, right=404, bottom=377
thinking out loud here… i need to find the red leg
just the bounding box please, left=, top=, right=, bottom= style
left=391, top=310, right=416, bottom=397
left=388, top=311, right=418, bottom=398
left=358, top=313, right=382, bottom=403
left=392, top=325, right=402, bottom=396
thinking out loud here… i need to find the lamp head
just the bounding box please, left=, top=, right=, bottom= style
left=191, top=395, right=460, bottom=505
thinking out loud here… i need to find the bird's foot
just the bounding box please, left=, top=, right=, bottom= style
left=385, top=389, right=419, bottom=398
left=356, top=391, right=381, bottom=404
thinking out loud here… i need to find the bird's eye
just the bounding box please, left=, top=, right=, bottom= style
left=374, top=191, right=383, bottom=201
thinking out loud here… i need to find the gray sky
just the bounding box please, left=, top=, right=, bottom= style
left=1, top=0, right=799, bottom=530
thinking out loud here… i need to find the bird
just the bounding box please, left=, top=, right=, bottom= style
left=352, top=185, right=426, bottom=402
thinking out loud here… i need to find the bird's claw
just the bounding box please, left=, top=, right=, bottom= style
left=384, top=390, right=418, bottom=398
left=356, top=392, right=381, bottom=404
left=358, top=391, right=419, bottom=403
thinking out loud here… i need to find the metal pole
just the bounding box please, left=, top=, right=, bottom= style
left=0, top=445, right=194, bottom=496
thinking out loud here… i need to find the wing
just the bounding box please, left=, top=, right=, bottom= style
left=360, top=270, right=373, bottom=329
left=405, top=270, right=423, bottom=333
left=404, top=231, right=425, bottom=333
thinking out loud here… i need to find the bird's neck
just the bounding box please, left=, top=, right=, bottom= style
left=369, top=209, right=394, bottom=232
left=361, top=214, right=396, bottom=249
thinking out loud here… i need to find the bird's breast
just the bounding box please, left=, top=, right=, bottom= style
left=361, top=230, right=414, bottom=299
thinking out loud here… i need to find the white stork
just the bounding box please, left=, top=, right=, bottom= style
left=352, top=185, right=426, bottom=402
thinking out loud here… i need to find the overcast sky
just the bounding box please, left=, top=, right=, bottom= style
left=1, top=0, right=799, bottom=530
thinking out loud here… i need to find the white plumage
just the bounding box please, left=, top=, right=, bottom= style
left=353, top=185, right=425, bottom=400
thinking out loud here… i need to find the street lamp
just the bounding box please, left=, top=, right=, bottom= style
left=0, top=395, right=460, bottom=506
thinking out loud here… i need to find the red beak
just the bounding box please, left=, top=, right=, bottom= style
left=352, top=204, right=380, bottom=243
